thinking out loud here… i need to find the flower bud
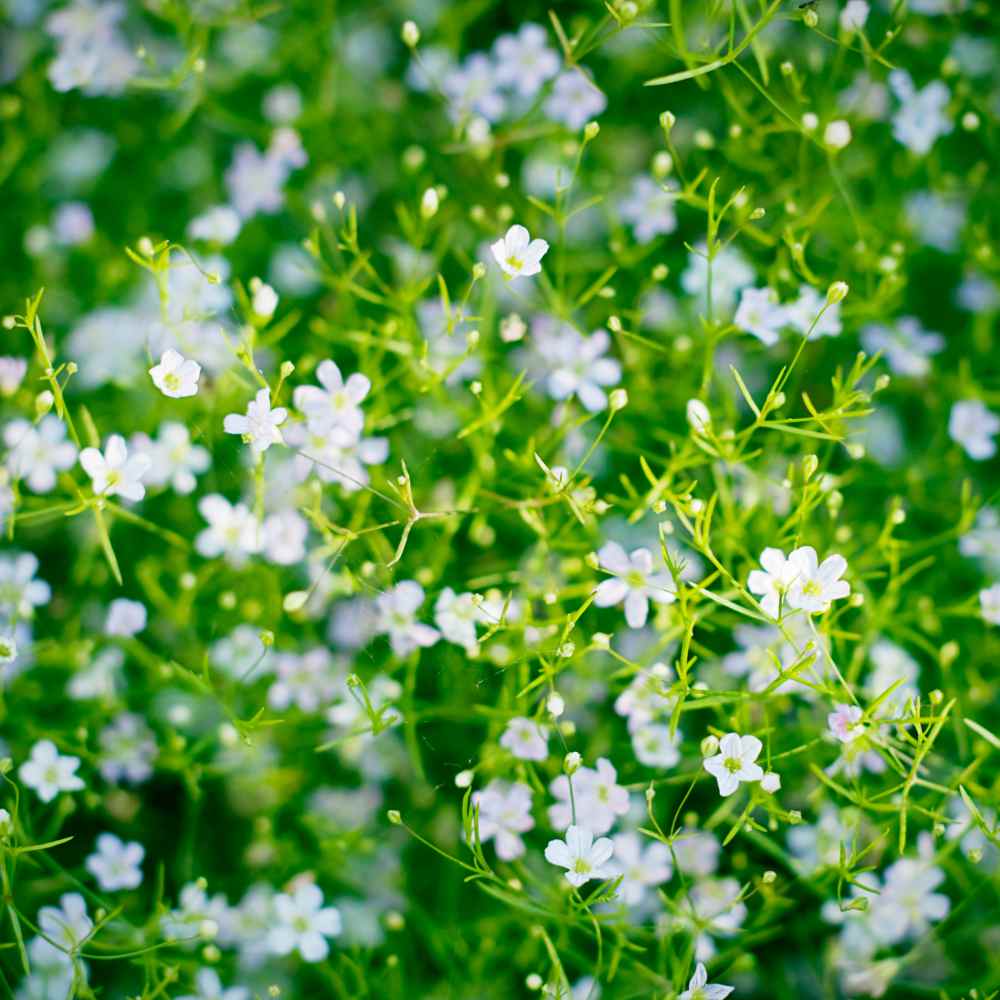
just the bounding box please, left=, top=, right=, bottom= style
left=564, top=751, right=582, bottom=774
left=583, top=121, right=600, bottom=141
left=609, top=388, right=628, bottom=412
left=401, top=20, right=420, bottom=47
left=701, top=734, right=719, bottom=757
left=827, top=281, right=849, bottom=304
left=761, top=772, right=781, bottom=793
left=420, top=187, right=439, bottom=219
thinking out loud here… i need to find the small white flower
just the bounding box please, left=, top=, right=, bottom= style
left=734, top=287, right=787, bottom=346
left=687, top=399, right=711, bottom=433
left=678, top=962, right=734, bottom=1000
left=38, top=893, right=92, bottom=953
left=293, top=360, right=371, bottom=437
left=19, top=740, right=85, bottom=802
left=490, top=224, right=549, bottom=280
left=785, top=546, right=851, bottom=613
left=544, top=70, right=607, bottom=130
left=760, top=771, right=781, bottom=793
left=890, top=71, right=952, bottom=156
left=178, top=968, right=250, bottom=1000
left=980, top=583, right=1000, bottom=625
left=608, top=831, right=672, bottom=906
left=105, top=598, right=147, bottom=637
left=828, top=703, right=864, bottom=743
left=632, top=723, right=681, bottom=768
left=472, top=780, right=535, bottom=861
left=703, top=732, right=764, bottom=797
left=434, top=588, right=488, bottom=653
left=268, top=882, right=342, bottom=962
left=747, top=547, right=798, bottom=618
left=824, top=119, right=853, bottom=150
left=840, top=0, right=870, bottom=31
left=492, top=23, right=560, bottom=98
left=187, top=205, right=242, bottom=245
left=4, top=416, right=78, bottom=492
left=85, top=832, right=144, bottom=891
left=149, top=349, right=202, bottom=398
left=861, top=317, right=944, bottom=377
left=79, top=434, right=150, bottom=500
left=949, top=399, right=1000, bottom=460
left=549, top=757, right=629, bottom=834
left=251, top=282, right=279, bottom=318
left=374, top=581, right=440, bottom=657
left=594, top=541, right=675, bottom=628
left=499, top=716, right=549, bottom=761
left=0, top=357, right=28, bottom=395
left=544, top=824, right=615, bottom=888
left=195, top=495, right=261, bottom=565
left=224, top=388, right=288, bottom=456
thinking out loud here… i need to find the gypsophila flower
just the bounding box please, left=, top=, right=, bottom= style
left=0, top=357, right=28, bottom=395
left=39, top=893, right=92, bottom=953
left=434, top=588, right=489, bottom=653
left=499, top=716, right=549, bottom=761
left=178, top=968, right=250, bottom=1000
left=3, top=416, right=77, bottom=492
left=79, top=433, right=150, bottom=500
left=632, top=723, right=682, bottom=768
left=492, top=23, right=559, bottom=97
left=828, top=703, right=865, bottom=743
left=224, top=387, right=288, bottom=456
left=85, top=833, right=144, bottom=891
left=747, top=547, right=798, bottom=618
left=544, top=825, right=615, bottom=887
left=608, top=832, right=672, bottom=906
left=196, top=495, right=261, bottom=565
left=98, top=712, right=156, bottom=784
left=861, top=316, right=944, bottom=377
left=268, top=882, right=342, bottom=962
left=618, top=176, right=678, bottom=244
left=187, top=205, right=242, bottom=245
left=549, top=757, right=629, bottom=834
left=161, top=882, right=229, bottom=944
left=138, top=421, right=211, bottom=495
left=544, top=70, right=607, bottom=130
left=149, top=348, right=202, bottom=398
left=374, top=581, right=440, bottom=657
left=293, top=360, right=371, bottom=437
left=703, top=732, right=764, bottom=797
left=19, top=740, right=85, bottom=802
left=785, top=546, right=851, bottom=613
left=472, top=780, right=535, bottom=860
left=678, top=963, right=734, bottom=1000
left=734, top=287, right=787, bottom=346
left=979, top=583, right=1000, bottom=625
left=949, top=399, right=1000, bottom=460
left=594, top=541, right=675, bottom=629
left=889, top=70, right=952, bottom=155
left=105, top=597, right=146, bottom=637
left=490, top=224, right=549, bottom=280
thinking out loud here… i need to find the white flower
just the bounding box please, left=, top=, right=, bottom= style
left=890, top=71, right=952, bottom=155
left=544, top=825, right=615, bottom=887
left=0, top=551, right=50, bottom=621
left=442, top=53, right=506, bottom=122
left=785, top=546, right=851, bottom=613
left=434, top=588, right=489, bottom=653
left=267, top=648, right=340, bottom=713
left=268, top=882, right=342, bottom=962
left=0, top=357, right=28, bottom=395
left=224, top=388, right=288, bottom=456
left=785, top=285, right=842, bottom=339
left=499, top=716, right=549, bottom=761
left=861, top=317, right=943, bottom=377
left=85, top=832, right=144, bottom=891
left=549, top=757, right=629, bottom=834
left=39, top=893, right=92, bottom=953
left=139, top=421, right=211, bottom=495
left=760, top=771, right=781, bottom=793
left=594, top=541, right=675, bottom=629
left=544, top=70, right=607, bottom=130
left=618, top=176, right=678, bottom=244
left=53, top=199, right=94, bottom=245
left=4, top=416, right=78, bottom=492
left=149, top=349, right=201, bottom=398
left=678, top=962, right=734, bottom=1000
left=19, top=740, right=85, bottom=802
left=490, top=224, right=549, bottom=280
left=492, top=23, right=559, bottom=98
left=161, top=882, right=229, bottom=944
left=949, top=399, right=1000, bottom=460
left=703, top=732, right=764, bottom=797
left=105, top=598, right=146, bottom=637
left=608, top=831, right=672, bottom=906
left=187, top=205, right=242, bottom=245
left=374, top=581, right=440, bottom=657
left=614, top=663, right=676, bottom=732
left=285, top=423, right=389, bottom=491
left=828, top=703, right=864, bottom=743
left=734, top=287, right=787, bottom=346
left=293, top=360, right=371, bottom=437
left=262, top=509, right=308, bottom=566
left=178, top=968, right=250, bottom=1000
left=980, top=583, right=1000, bottom=625
left=472, top=780, right=535, bottom=860
left=687, top=399, right=711, bottom=432
left=251, top=282, right=279, bottom=318
left=0, top=633, right=17, bottom=663
left=632, top=723, right=681, bottom=768
left=196, top=495, right=261, bottom=565
left=682, top=243, right=755, bottom=313
left=79, top=434, right=150, bottom=500
left=544, top=328, right=621, bottom=412
left=99, top=712, right=156, bottom=783
left=823, top=119, right=853, bottom=150
left=747, top=547, right=798, bottom=618
left=840, top=0, right=870, bottom=31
